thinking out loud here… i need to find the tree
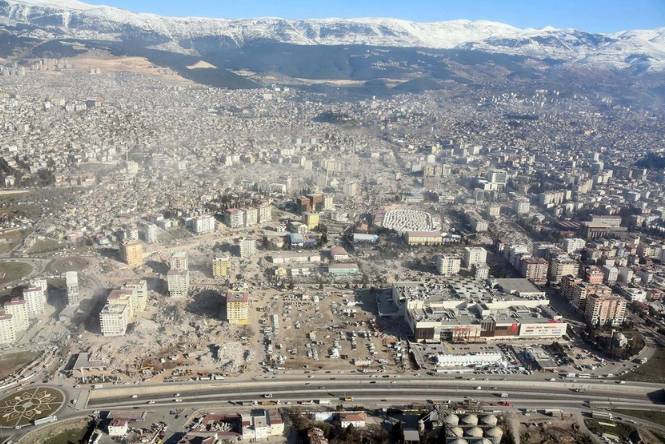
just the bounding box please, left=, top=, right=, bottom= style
left=389, top=421, right=404, bottom=443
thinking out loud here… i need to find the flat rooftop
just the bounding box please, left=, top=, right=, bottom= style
left=492, top=278, right=543, bottom=295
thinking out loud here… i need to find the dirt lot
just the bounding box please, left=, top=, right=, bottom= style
left=615, top=409, right=665, bottom=427
left=0, top=229, right=28, bottom=254
left=35, top=419, right=91, bottom=444
left=518, top=415, right=594, bottom=444
left=0, top=261, right=33, bottom=287
left=45, top=256, right=90, bottom=274
left=585, top=418, right=636, bottom=443
left=0, top=350, right=41, bottom=378
left=27, top=238, right=64, bottom=255
left=626, top=346, right=665, bottom=384
left=260, top=287, right=401, bottom=372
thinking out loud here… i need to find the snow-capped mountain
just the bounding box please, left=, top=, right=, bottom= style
left=1, top=0, right=665, bottom=72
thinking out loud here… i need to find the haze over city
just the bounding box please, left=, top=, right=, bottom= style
left=0, top=0, right=664, bottom=443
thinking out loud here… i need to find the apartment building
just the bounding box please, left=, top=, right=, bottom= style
left=121, top=240, right=144, bottom=267
left=436, top=255, right=461, bottom=276
left=585, top=293, right=627, bottom=327
left=463, top=247, right=487, bottom=268
left=226, top=291, right=249, bottom=325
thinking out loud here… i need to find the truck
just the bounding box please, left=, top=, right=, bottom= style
left=33, top=416, right=57, bottom=426
left=592, top=411, right=613, bottom=420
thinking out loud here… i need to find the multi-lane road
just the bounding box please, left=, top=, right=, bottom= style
left=3, top=373, right=664, bottom=443
left=85, top=374, right=665, bottom=413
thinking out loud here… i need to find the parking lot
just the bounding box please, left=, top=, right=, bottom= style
left=255, top=288, right=406, bottom=374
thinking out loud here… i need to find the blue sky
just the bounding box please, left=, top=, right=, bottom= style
left=82, top=0, right=665, bottom=32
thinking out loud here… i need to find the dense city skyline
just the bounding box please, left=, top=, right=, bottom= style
left=0, top=1, right=664, bottom=443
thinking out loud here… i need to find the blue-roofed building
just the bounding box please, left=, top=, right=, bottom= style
left=352, top=233, right=379, bottom=244
left=288, top=233, right=304, bottom=248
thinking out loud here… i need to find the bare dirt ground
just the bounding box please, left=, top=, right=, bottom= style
left=0, top=350, right=40, bottom=379
left=63, top=54, right=187, bottom=81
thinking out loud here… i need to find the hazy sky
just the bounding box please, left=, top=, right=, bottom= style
left=82, top=0, right=665, bottom=32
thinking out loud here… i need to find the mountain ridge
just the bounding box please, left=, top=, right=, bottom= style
left=1, top=0, right=665, bottom=72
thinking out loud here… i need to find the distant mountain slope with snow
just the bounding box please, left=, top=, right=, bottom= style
left=1, top=0, right=664, bottom=72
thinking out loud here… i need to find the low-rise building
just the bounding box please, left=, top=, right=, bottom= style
left=340, top=412, right=367, bottom=429
left=392, top=278, right=564, bottom=343
left=241, top=410, right=284, bottom=440
left=330, top=246, right=350, bottom=261
left=326, top=263, right=360, bottom=276
left=108, top=418, right=129, bottom=437
left=269, top=251, right=321, bottom=265
left=405, top=231, right=442, bottom=246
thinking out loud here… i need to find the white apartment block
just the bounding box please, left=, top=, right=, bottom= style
left=99, top=303, right=129, bottom=336
left=463, top=247, right=487, bottom=268
left=436, top=255, right=461, bottom=276
left=192, top=215, right=216, bottom=234
left=22, top=287, right=46, bottom=319
left=561, top=237, right=586, bottom=254
left=167, top=270, right=190, bottom=298
left=514, top=198, right=530, bottom=215
left=171, top=251, right=188, bottom=272
left=30, top=278, right=48, bottom=294
left=65, top=271, right=80, bottom=306
left=239, top=239, right=257, bottom=258
left=243, top=207, right=258, bottom=227
left=0, top=314, right=16, bottom=345
left=123, top=280, right=148, bottom=314
left=258, top=204, right=272, bottom=223
left=4, top=298, right=29, bottom=332
left=107, top=289, right=134, bottom=320
left=224, top=208, right=245, bottom=228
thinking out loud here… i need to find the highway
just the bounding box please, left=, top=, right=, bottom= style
left=86, top=376, right=665, bottom=411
